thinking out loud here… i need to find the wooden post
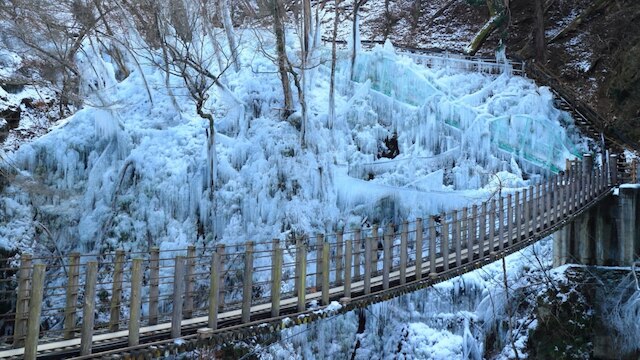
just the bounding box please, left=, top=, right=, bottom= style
left=24, top=264, right=45, bottom=360
left=322, top=241, right=330, bottom=305
left=553, top=173, right=562, bottom=224
left=171, top=256, right=185, bottom=339
left=242, top=241, right=254, bottom=323
left=80, top=261, right=98, bottom=356
left=345, top=239, right=353, bottom=298
left=208, top=250, right=220, bottom=329
left=336, top=230, right=344, bottom=285
left=415, top=218, right=423, bottom=280
left=271, top=239, right=283, bottom=317
left=429, top=217, right=437, bottom=274
left=468, top=206, right=476, bottom=262
left=315, top=234, right=323, bottom=291
left=63, top=253, right=79, bottom=340
left=442, top=214, right=449, bottom=271
left=507, top=194, right=513, bottom=247
left=364, top=229, right=373, bottom=294
left=574, top=168, right=581, bottom=211
left=296, top=242, right=307, bottom=312
left=570, top=167, right=576, bottom=210
left=149, top=247, right=159, bottom=326
left=479, top=202, right=487, bottom=255
left=498, top=197, right=505, bottom=250
left=382, top=226, right=392, bottom=290
left=545, top=180, right=551, bottom=228
left=524, top=186, right=532, bottom=235
left=549, top=176, right=556, bottom=223
left=371, top=224, right=379, bottom=275
left=184, top=245, right=195, bottom=319
left=217, top=245, right=226, bottom=312
left=400, top=221, right=408, bottom=285
left=129, top=258, right=143, bottom=346
left=514, top=192, right=521, bottom=244
left=559, top=174, right=566, bottom=219
left=489, top=199, right=496, bottom=252
left=13, top=253, right=32, bottom=347
left=109, top=250, right=125, bottom=332
left=354, top=228, right=362, bottom=279
left=460, top=208, right=468, bottom=263
left=538, top=184, right=544, bottom=231
left=453, top=211, right=461, bottom=267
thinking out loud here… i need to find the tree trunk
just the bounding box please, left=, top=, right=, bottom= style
left=302, top=0, right=312, bottom=60
left=288, top=62, right=307, bottom=147
left=272, top=0, right=294, bottom=116
left=534, top=0, right=546, bottom=62
left=329, top=0, right=341, bottom=129
left=464, top=0, right=508, bottom=55
left=351, top=0, right=367, bottom=80
left=218, top=0, right=241, bottom=72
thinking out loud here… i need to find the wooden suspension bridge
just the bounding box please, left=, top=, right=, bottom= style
left=1, top=48, right=638, bottom=359
left=0, top=154, right=625, bottom=359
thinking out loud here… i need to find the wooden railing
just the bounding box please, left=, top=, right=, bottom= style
left=0, top=154, right=617, bottom=359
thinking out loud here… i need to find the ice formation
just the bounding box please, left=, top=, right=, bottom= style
left=1, top=33, right=588, bottom=261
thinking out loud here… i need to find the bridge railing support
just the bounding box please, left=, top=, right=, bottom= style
left=242, top=242, right=254, bottom=323
left=513, top=192, right=521, bottom=244
left=609, top=153, right=618, bottom=185
left=336, top=230, right=344, bottom=286
left=429, top=216, right=437, bottom=275
left=498, top=198, right=505, bottom=250
left=171, top=256, right=185, bottom=338
left=129, top=258, right=142, bottom=346
left=371, top=224, right=379, bottom=277
left=80, top=261, right=97, bottom=356
left=149, top=247, right=159, bottom=326
left=354, top=228, right=362, bottom=280
left=382, top=226, right=391, bottom=290
left=13, top=253, right=31, bottom=347
left=271, top=239, right=283, bottom=316
left=109, top=250, right=124, bottom=332
left=321, top=240, right=330, bottom=305
left=184, top=245, right=196, bottom=319
left=364, top=228, right=373, bottom=294
left=296, top=240, right=307, bottom=312
left=344, top=239, right=352, bottom=298
left=400, top=221, right=408, bottom=285
left=468, top=206, right=476, bottom=262
left=208, top=248, right=221, bottom=329
left=488, top=200, right=496, bottom=253
left=479, top=203, right=487, bottom=256
left=315, top=234, right=323, bottom=292
left=415, top=218, right=423, bottom=280
left=442, top=213, right=449, bottom=271
left=24, top=264, right=45, bottom=360
left=63, top=252, right=80, bottom=340
left=453, top=211, right=461, bottom=267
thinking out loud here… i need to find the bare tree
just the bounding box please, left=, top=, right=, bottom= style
left=465, top=0, right=510, bottom=55
left=269, top=0, right=295, bottom=117
left=534, top=0, right=546, bottom=62
left=351, top=0, right=369, bottom=80
left=217, top=0, right=241, bottom=72
left=328, top=0, right=344, bottom=129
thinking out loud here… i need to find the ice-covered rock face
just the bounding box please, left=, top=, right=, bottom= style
left=345, top=44, right=585, bottom=186
left=0, top=35, right=586, bottom=255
